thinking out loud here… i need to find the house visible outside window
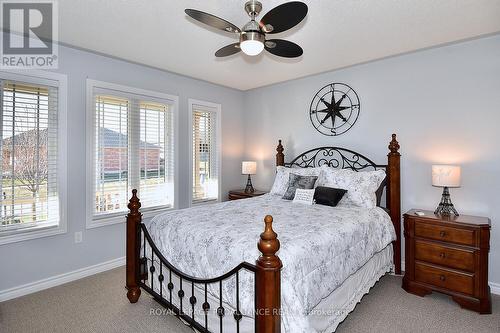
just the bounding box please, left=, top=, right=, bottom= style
left=0, top=71, right=67, bottom=245
left=87, top=80, right=177, bottom=228
left=189, top=99, right=221, bottom=204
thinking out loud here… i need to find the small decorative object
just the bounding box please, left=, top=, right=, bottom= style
left=432, top=165, right=461, bottom=216
left=242, top=161, right=257, bottom=193
left=309, top=83, right=360, bottom=136
left=293, top=189, right=315, bottom=205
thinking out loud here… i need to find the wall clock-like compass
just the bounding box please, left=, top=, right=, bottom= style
left=309, top=83, right=360, bottom=136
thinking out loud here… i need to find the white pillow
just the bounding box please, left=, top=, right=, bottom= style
left=317, top=165, right=386, bottom=208
left=270, top=166, right=322, bottom=196
left=293, top=188, right=316, bottom=205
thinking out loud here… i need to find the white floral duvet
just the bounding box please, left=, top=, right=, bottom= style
left=145, top=194, right=396, bottom=332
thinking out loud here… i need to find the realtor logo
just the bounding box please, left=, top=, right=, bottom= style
left=0, top=0, right=58, bottom=68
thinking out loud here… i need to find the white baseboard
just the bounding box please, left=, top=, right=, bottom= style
left=400, top=260, right=500, bottom=296
left=489, top=282, right=500, bottom=295
left=0, top=256, right=125, bottom=302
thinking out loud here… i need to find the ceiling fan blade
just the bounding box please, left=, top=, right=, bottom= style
left=259, top=2, right=308, bottom=34
left=185, top=9, right=240, bottom=33
left=265, top=39, right=303, bottom=58
left=215, top=43, right=241, bottom=57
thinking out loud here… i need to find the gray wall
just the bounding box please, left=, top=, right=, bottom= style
left=243, top=34, right=500, bottom=285
left=2, top=34, right=500, bottom=294
left=0, top=45, right=245, bottom=291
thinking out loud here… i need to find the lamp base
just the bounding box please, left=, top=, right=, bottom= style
left=434, top=187, right=459, bottom=216
left=244, top=174, right=254, bottom=194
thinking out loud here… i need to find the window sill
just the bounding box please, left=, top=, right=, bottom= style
left=87, top=206, right=175, bottom=229
left=0, top=222, right=67, bottom=246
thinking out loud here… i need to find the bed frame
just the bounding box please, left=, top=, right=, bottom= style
left=125, top=134, right=401, bottom=333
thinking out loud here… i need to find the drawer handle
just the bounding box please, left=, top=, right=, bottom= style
left=439, top=252, right=446, bottom=259
left=440, top=275, right=446, bottom=282
left=440, top=231, right=446, bottom=237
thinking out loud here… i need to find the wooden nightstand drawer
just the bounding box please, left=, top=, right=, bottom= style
left=415, top=262, right=474, bottom=296
left=415, top=222, right=475, bottom=246
left=414, top=240, right=475, bottom=272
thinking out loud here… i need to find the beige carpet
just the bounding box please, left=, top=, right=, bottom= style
left=1, top=267, right=499, bottom=333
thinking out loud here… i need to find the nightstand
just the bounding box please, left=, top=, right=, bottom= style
left=402, top=209, right=491, bottom=314
left=228, top=189, right=267, bottom=201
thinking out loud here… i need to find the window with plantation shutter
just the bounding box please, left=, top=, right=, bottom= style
left=190, top=100, right=220, bottom=204
left=0, top=71, right=67, bottom=245
left=87, top=80, right=177, bottom=227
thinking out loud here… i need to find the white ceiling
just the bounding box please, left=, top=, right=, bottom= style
left=57, top=0, right=500, bottom=90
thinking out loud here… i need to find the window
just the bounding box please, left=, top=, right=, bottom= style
left=0, top=71, right=67, bottom=245
left=189, top=99, right=221, bottom=204
left=87, top=80, right=177, bottom=227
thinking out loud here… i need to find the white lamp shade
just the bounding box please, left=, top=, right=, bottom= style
left=242, top=161, right=257, bottom=175
left=432, top=165, right=461, bottom=188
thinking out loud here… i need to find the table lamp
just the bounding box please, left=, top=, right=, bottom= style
left=432, top=165, right=461, bottom=216
left=242, top=161, right=257, bottom=193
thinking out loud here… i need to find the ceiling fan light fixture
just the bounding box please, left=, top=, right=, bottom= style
left=240, top=31, right=265, bottom=56
left=185, top=1, right=308, bottom=59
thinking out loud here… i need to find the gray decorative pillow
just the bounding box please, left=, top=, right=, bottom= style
left=270, top=166, right=322, bottom=196
left=282, top=173, right=318, bottom=200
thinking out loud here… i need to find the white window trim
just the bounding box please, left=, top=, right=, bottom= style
left=188, top=98, right=222, bottom=207
left=86, top=79, right=179, bottom=229
left=0, top=70, right=68, bottom=245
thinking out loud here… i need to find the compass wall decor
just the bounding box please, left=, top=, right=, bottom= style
left=309, top=83, right=360, bottom=136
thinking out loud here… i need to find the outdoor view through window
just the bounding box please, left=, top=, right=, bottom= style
left=0, top=81, right=59, bottom=229
left=192, top=107, right=218, bottom=203
left=92, top=93, right=174, bottom=221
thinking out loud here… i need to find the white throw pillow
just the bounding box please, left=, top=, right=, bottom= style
left=293, top=189, right=316, bottom=205
left=270, top=166, right=322, bottom=196
left=317, top=165, right=386, bottom=208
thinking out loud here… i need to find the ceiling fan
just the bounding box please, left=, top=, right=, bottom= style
left=185, top=1, right=308, bottom=58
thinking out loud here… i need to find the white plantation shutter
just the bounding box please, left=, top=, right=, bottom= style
left=91, top=84, right=175, bottom=222
left=192, top=104, right=219, bottom=203
left=93, top=95, right=129, bottom=216
left=0, top=80, right=59, bottom=229
left=139, top=102, right=174, bottom=208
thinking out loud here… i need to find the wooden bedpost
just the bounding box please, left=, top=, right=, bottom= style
left=256, top=215, right=282, bottom=333
left=276, top=140, right=284, bottom=167
left=126, top=189, right=142, bottom=303
left=387, top=134, right=402, bottom=275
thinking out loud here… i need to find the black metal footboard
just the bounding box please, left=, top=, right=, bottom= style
left=126, top=190, right=283, bottom=333
left=137, top=223, right=257, bottom=333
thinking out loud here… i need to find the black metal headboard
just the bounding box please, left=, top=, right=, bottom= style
left=285, top=147, right=386, bottom=170
left=284, top=146, right=388, bottom=207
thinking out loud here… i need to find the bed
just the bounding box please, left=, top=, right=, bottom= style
left=125, top=134, right=402, bottom=333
